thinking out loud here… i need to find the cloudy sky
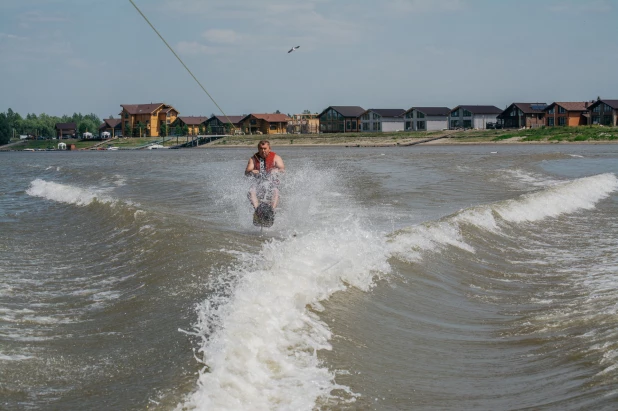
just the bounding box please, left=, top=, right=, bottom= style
left=1, top=0, right=617, bottom=118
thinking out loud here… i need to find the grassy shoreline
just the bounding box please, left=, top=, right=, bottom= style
left=2, top=126, right=617, bottom=151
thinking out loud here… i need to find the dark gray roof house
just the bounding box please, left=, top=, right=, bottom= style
left=404, top=107, right=451, bottom=131
left=498, top=103, right=547, bottom=129
left=55, top=122, right=77, bottom=138
left=359, top=109, right=406, bottom=132
left=587, top=99, right=618, bottom=126
left=449, top=105, right=502, bottom=129
left=318, top=106, right=366, bottom=133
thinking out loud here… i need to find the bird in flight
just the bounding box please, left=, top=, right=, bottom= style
left=287, top=46, right=300, bottom=53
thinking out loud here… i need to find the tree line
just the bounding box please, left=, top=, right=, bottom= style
left=0, top=108, right=102, bottom=145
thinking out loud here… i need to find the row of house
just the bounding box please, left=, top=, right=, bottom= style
left=54, top=100, right=618, bottom=138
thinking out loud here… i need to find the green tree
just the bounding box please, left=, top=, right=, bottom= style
left=206, top=123, right=212, bottom=134
left=0, top=112, right=11, bottom=145
left=174, top=125, right=182, bottom=136
left=198, top=124, right=204, bottom=135
left=78, top=119, right=96, bottom=136
left=136, top=121, right=145, bottom=137
left=160, top=123, right=168, bottom=137
left=124, top=121, right=132, bottom=137
left=181, top=124, right=189, bottom=136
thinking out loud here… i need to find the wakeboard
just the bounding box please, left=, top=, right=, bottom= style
left=253, top=202, right=275, bottom=227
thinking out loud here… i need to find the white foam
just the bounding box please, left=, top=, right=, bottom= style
left=26, top=178, right=115, bottom=206
left=494, top=173, right=618, bottom=223
left=0, top=353, right=33, bottom=361
left=182, top=224, right=390, bottom=410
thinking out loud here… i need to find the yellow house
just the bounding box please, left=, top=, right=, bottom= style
left=120, top=103, right=179, bottom=137
left=240, top=113, right=291, bottom=135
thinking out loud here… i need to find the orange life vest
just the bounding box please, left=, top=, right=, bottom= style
left=252, top=151, right=277, bottom=174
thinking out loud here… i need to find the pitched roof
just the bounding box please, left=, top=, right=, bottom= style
left=512, top=103, right=547, bottom=114
left=99, top=118, right=122, bottom=129
left=366, top=109, right=406, bottom=117
left=55, top=122, right=76, bottom=129
left=408, top=107, right=451, bottom=116
left=177, top=116, right=208, bottom=125
left=245, top=113, right=291, bottom=122
left=588, top=99, right=618, bottom=110
left=452, top=105, right=503, bottom=115
left=546, top=102, right=590, bottom=112
left=318, top=106, right=366, bottom=118
left=210, top=115, right=245, bottom=124
left=121, top=103, right=164, bottom=115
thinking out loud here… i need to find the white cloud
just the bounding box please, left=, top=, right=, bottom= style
left=176, top=41, right=220, bottom=55
left=202, top=29, right=241, bottom=44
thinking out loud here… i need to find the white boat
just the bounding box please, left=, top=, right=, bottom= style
left=147, top=144, right=166, bottom=149
left=106, top=147, right=119, bottom=151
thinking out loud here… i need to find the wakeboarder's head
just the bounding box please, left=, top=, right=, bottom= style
left=257, top=140, right=271, bottom=158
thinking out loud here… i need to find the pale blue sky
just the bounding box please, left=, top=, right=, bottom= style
left=1, top=0, right=617, bottom=118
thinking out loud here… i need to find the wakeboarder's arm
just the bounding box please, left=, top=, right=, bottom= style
left=245, top=157, right=258, bottom=176
left=274, top=155, right=285, bottom=173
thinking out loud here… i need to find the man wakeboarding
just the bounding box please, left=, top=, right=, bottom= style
left=245, top=140, right=285, bottom=227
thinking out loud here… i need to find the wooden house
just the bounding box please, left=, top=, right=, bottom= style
left=98, top=118, right=122, bottom=138
left=55, top=122, right=77, bottom=139
left=240, top=113, right=291, bottom=135
left=205, top=115, right=245, bottom=134
left=359, top=109, right=405, bottom=132
left=172, top=116, right=209, bottom=136
left=544, top=102, right=589, bottom=127
left=119, top=103, right=179, bottom=137
left=498, top=103, right=547, bottom=129
left=449, top=105, right=502, bottom=129
left=287, top=114, right=319, bottom=134
left=403, top=107, right=451, bottom=131
left=587, top=99, right=618, bottom=126
left=317, top=106, right=365, bottom=133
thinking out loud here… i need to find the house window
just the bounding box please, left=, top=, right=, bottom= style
left=548, top=108, right=555, bottom=114
left=604, top=104, right=612, bottom=112
left=603, top=115, right=612, bottom=125
left=558, top=106, right=566, bottom=114
left=373, top=113, right=380, bottom=120
left=558, top=117, right=566, bottom=126
left=405, top=121, right=411, bottom=130
left=124, top=113, right=129, bottom=119
left=339, top=123, right=344, bottom=131
left=548, top=118, right=554, bottom=126
left=463, top=120, right=472, bottom=128
left=417, top=121, right=426, bottom=130
left=593, top=106, right=601, bottom=113
left=451, top=110, right=459, bottom=117
left=270, top=124, right=278, bottom=130
left=450, top=120, right=460, bottom=128
left=352, top=121, right=357, bottom=130
left=592, top=115, right=600, bottom=124
left=406, top=111, right=413, bottom=119
left=250, top=119, right=257, bottom=125
left=346, top=120, right=351, bottom=130
left=417, top=112, right=425, bottom=119
left=363, top=123, right=369, bottom=131
left=463, top=110, right=472, bottom=117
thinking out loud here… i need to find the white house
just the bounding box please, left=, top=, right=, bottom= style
left=403, top=107, right=451, bottom=131
left=359, top=109, right=405, bottom=132
left=83, top=132, right=94, bottom=139
left=449, top=105, right=503, bottom=129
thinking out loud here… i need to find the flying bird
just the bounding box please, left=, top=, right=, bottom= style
left=287, top=46, right=300, bottom=53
